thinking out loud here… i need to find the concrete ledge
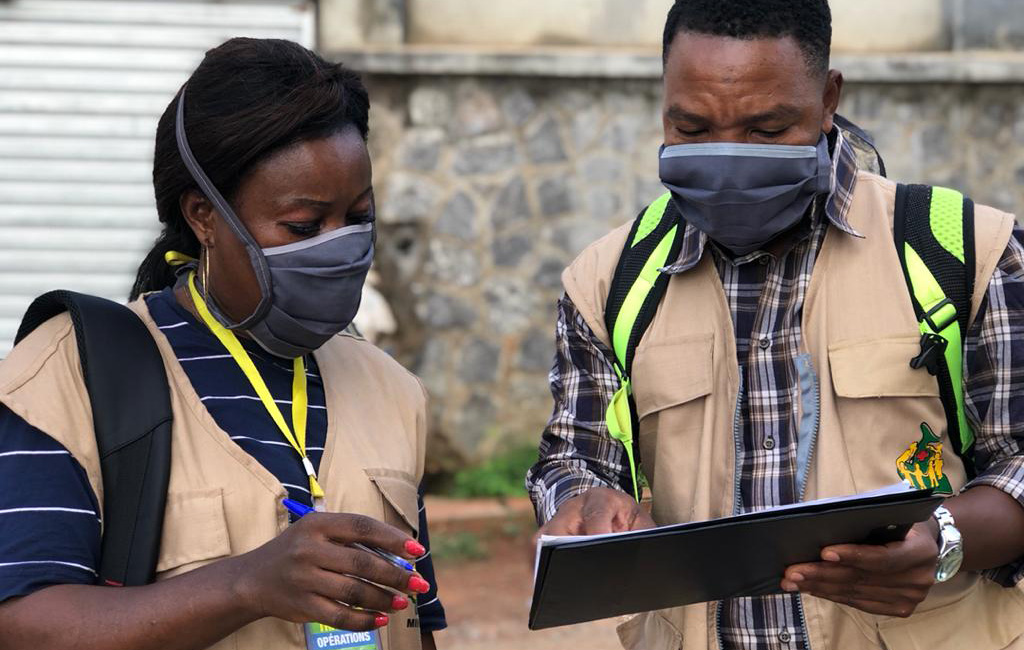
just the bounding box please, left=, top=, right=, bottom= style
left=332, top=45, right=665, bottom=79
left=835, top=51, right=1024, bottom=83
left=330, top=46, right=1024, bottom=84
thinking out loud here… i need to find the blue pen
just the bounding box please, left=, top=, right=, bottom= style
left=282, top=498, right=415, bottom=572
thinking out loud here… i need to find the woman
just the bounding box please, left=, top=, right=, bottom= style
left=0, top=38, right=445, bottom=650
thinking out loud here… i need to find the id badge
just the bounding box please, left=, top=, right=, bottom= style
left=304, top=622, right=381, bottom=650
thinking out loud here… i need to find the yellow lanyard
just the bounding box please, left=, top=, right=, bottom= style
left=186, top=272, right=325, bottom=505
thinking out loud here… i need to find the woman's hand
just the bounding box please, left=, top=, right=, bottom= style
left=0, top=513, right=429, bottom=650
left=233, top=513, right=429, bottom=631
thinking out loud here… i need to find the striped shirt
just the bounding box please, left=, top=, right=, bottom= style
left=527, top=128, right=1024, bottom=650
left=0, top=288, right=445, bottom=631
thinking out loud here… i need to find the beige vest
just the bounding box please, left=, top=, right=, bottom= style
left=563, top=172, right=1024, bottom=650
left=0, top=299, right=427, bottom=650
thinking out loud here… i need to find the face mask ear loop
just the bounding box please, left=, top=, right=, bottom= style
left=175, top=86, right=273, bottom=329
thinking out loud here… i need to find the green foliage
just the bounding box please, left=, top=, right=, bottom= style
left=448, top=445, right=539, bottom=498
left=431, top=530, right=489, bottom=561
left=500, top=520, right=524, bottom=538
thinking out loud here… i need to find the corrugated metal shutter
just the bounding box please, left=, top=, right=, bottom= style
left=0, top=0, right=314, bottom=355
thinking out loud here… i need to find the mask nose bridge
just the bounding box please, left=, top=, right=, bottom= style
left=657, top=133, right=832, bottom=256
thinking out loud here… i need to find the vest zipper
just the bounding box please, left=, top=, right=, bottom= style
left=794, top=357, right=821, bottom=650
left=795, top=600, right=813, bottom=650
left=716, top=365, right=746, bottom=650
left=716, top=362, right=820, bottom=650
left=730, top=364, right=745, bottom=513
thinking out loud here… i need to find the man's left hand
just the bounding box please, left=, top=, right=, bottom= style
left=781, top=521, right=939, bottom=618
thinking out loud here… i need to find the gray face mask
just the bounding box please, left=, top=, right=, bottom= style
left=659, top=134, right=833, bottom=255
left=175, top=88, right=374, bottom=358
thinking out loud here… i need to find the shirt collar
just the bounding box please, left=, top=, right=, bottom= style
left=661, top=127, right=863, bottom=275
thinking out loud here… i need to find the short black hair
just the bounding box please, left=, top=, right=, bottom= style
left=662, top=0, right=832, bottom=74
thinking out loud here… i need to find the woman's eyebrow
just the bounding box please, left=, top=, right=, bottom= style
left=284, top=197, right=333, bottom=209
left=280, top=187, right=373, bottom=211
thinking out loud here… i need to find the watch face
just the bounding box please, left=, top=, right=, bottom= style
left=936, top=546, right=964, bottom=583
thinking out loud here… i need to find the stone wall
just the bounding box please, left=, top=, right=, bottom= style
left=321, top=0, right=1024, bottom=467
left=359, top=73, right=1024, bottom=466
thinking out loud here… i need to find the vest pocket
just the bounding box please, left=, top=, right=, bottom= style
left=616, top=611, right=683, bottom=650
left=155, top=487, right=232, bottom=578
left=632, top=334, right=714, bottom=420
left=827, top=336, right=960, bottom=495
left=829, top=337, right=939, bottom=398
left=364, top=468, right=420, bottom=537
left=876, top=577, right=1024, bottom=650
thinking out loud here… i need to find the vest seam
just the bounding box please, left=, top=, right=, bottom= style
left=565, top=268, right=609, bottom=349
left=969, top=210, right=1016, bottom=329
left=0, top=317, right=75, bottom=394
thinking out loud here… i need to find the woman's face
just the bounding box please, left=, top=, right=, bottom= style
left=181, top=127, right=374, bottom=323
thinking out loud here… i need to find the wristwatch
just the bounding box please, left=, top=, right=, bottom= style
left=932, top=505, right=964, bottom=582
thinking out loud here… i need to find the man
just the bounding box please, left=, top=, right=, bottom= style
left=526, top=1, right=1024, bottom=649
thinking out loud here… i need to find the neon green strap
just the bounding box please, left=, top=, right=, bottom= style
left=605, top=193, right=677, bottom=501
left=904, top=244, right=973, bottom=451
left=929, top=187, right=967, bottom=263
left=606, top=380, right=639, bottom=500
left=630, top=193, right=672, bottom=248
left=611, top=224, right=679, bottom=370
left=187, top=272, right=324, bottom=504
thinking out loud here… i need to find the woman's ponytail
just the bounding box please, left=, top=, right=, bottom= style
left=129, top=219, right=200, bottom=300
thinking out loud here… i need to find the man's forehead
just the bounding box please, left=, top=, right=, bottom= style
left=665, top=31, right=818, bottom=84
left=663, top=33, right=823, bottom=118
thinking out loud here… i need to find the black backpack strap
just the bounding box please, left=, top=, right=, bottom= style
left=603, top=194, right=684, bottom=500
left=605, top=194, right=685, bottom=376
left=15, top=291, right=172, bottom=586
left=894, top=184, right=976, bottom=481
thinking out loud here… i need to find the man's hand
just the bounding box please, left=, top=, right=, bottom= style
left=539, top=487, right=656, bottom=537
left=526, top=487, right=655, bottom=565
left=781, top=521, right=939, bottom=618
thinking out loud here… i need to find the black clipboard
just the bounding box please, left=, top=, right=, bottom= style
left=529, top=485, right=942, bottom=630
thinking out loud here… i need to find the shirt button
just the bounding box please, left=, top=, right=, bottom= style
left=763, top=437, right=776, bottom=450
left=758, top=337, right=771, bottom=350
left=779, top=630, right=792, bottom=644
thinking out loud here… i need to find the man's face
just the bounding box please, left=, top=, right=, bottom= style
left=662, top=32, right=841, bottom=147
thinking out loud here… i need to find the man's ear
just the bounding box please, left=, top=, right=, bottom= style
left=821, top=69, right=844, bottom=134
left=179, top=189, right=216, bottom=248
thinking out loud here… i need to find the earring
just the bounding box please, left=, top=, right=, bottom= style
left=201, top=248, right=211, bottom=298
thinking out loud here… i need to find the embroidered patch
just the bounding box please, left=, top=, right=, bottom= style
left=304, top=623, right=380, bottom=650
left=896, top=422, right=953, bottom=496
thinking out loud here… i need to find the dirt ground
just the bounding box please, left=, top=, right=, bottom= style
left=425, top=497, right=625, bottom=650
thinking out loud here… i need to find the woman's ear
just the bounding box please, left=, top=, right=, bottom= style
left=179, top=189, right=216, bottom=248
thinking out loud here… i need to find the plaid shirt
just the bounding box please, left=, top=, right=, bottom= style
left=526, top=129, right=1024, bottom=650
